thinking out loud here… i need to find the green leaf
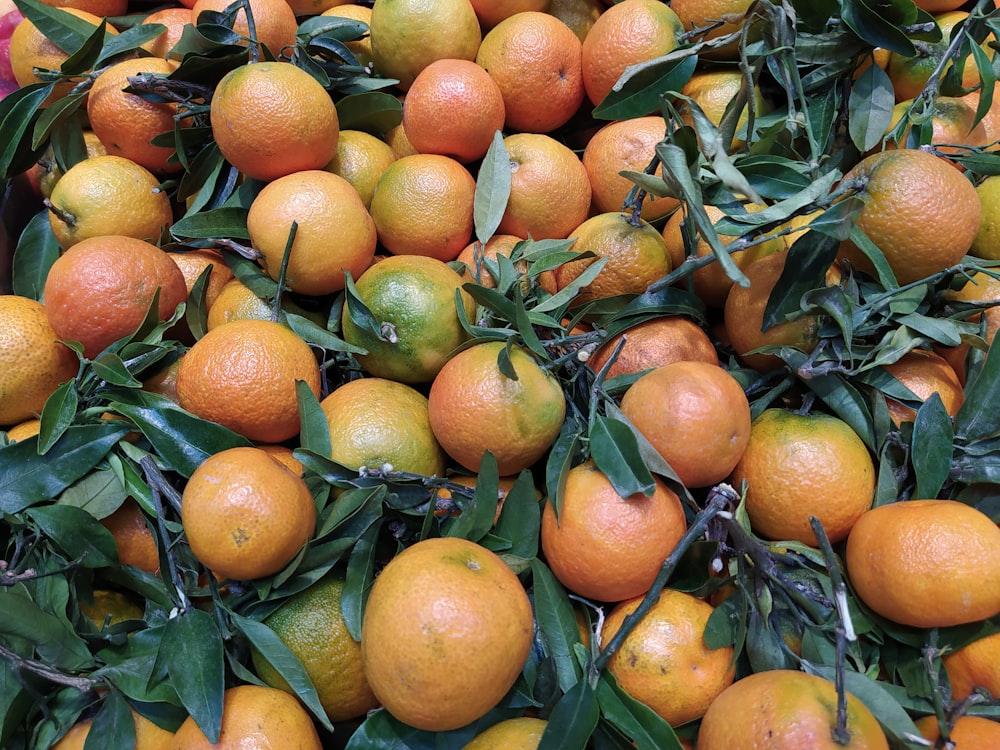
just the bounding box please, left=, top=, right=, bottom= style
left=492, top=470, right=540, bottom=560
left=56, top=468, right=126, bottom=520
left=592, top=53, right=697, bottom=121
left=160, top=609, right=225, bottom=744
left=762, top=231, right=839, bottom=330
left=12, top=0, right=102, bottom=55
left=27, top=505, right=118, bottom=568
left=530, top=558, right=584, bottom=692
left=848, top=61, right=895, bottom=152
left=443, top=452, right=500, bottom=543
left=846, top=225, right=899, bottom=288
left=596, top=672, right=684, bottom=750
left=537, top=679, right=599, bottom=750
left=544, top=415, right=584, bottom=518
left=285, top=313, right=366, bottom=354
left=335, top=91, right=403, bottom=132
left=342, top=520, right=382, bottom=641
left=912, top=393, right=954, bottom=499
left=0, top=84, right=51, bottom=179
left=839, top=0, right=917, bottom=56
left=12, top=210, right=60, bottom=299
left=474, top=131, right=511, bottom=245
left=83, top=690, right=136, bottom=750
left=169, top=207, right=250, bottom=241
left=38, top=379, right=80, bottom=453
left=589, top=416, right=656, bottom=498
left=955, top=336, right=1000, bottom=441
left=0, top=588, right=94, bottom=671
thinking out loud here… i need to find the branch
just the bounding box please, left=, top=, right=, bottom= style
left=0, top=643, right=99, bottom=692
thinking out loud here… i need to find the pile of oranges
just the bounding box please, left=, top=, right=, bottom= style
left=2, top=0, right=1000, bottom=746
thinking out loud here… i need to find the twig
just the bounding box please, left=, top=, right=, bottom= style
left=0, top=643, right=99, bottom=692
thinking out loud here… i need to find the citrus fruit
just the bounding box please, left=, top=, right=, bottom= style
left=476, top=11, right=585, bottom=133
left=256, top=444, right=304, bottom=476
left=360, top=536, right=534, bottom=731
left=286, top=0, right=351, bottom=17
left=470, top=0, right=549, bottom=30
left=169, top=684, right=322, bottom=748
left=943, top=630, right=1000, bottom=701
left=670, top=0, right=757, bottom=60
left=462, top=717, right=547, bottom=749
left=496, top=132, right=592, bottom=241
left=455, top=234, right=525, bottom=289
left=697, top=670, right=890, bottom=749
left=209, top=61, right=340, bottom=182
left=368, top=153, right=476, bottom=261
left=970, top=174, right=1000, bottom=260
left=675, top=69, right=769, bottom=150
left=915, top=715, right=1000, bottom=747
left=320, top=377, right=447, bottom=476
left=341, top=254, right=475, bottom=382
left=252, top=576, right=380, bottom=722
left=836, top=148, right=980, bottom=285
left=181, top=446, right=316, bottom=581
left=176, top=319, right=321, bottom=443
left=321, top=5, right=374, bottom=67
left=730, top=408, right=876, bottom=545
left=601, top=588, right=735, bottom=726
left=0, top=295, right=78, bottom=426
left=189, top=0, right=298, bottom=57
left=79, top=589, right=145, bottom=628
left=886, top=96, right=988, bottom=157
left=546, top=0, right=602, bottom=42
left=845, top=499, right=1000, bottom=628
left=619, top=360, right=751, bottom=488
left=586, top=316, right=719, bottom=381
left=4, top=418, right=42, bottom=442
left=427, top=340, right=567, bottom=475
left=324, top=128, right=396, bottom=209
left=46, top=155, right=173, bottom=249
left=887, top=11, right=984, bottom=102
left=52, top=709, right=173, bottom=750
left=34, top=130, right=108, bottom=200
left=101, top=498, right=160, bottom=574
left=39, top=0, right=127, bottom=16
left=881, top=348, right=965, bottom=425
left=553, top=211, right=672, bottom=305
left=43, top=235, right=188, bottom=359
left=403, top=58, right=505, bottom=164
left=140, top=7, right=192, bottom=59
left=247, top=169, right=376, bottom=296
left=540, top=459, right=687, bottom=602
left=167, top=249, right=234, bottom=314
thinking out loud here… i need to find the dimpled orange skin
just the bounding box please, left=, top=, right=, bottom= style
left=915, top=714, right=1000, bottom=746
left=942, top=630, right=1000, bottom=701
left=360, top=537, right=534, bottom=732
left=845, top=500, right=1000, bottom=629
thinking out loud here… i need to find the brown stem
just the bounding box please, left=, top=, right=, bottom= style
left=42, top=198, right=75, bottom=229
left=0, top=643, right=99, bottom=692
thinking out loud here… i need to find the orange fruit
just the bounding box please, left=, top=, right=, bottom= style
left=881, top=348, right=965, bottom=426
left=321, top=5, right=374, bottom=67
left=181, top=446, right=316, bottom=580
left=723, top=250, right=829, bottom=372
left=5, top=418, right=42, bottom=442
left=619, top=360, right=751, bottom=488
left=938, top=270, right=1000, bottom=384
left=360, top=536, right=534, bottom=731
left=168, top=249, right=235, bottom=313
left=675, top=69, right=769, bottom=151
left=34, top=130, right=108, bottom=200
left=368, top=153, right=476, bottom=261
left=582, top=116, right=679, bottom=221
left=176, top=319, right=321, bottom=443
left=553, top=211, right=672, bottom=304
left=962, top=89, right=1000, bottom=150
left=286, top=0, right=350, bottom=16
left=470, top=0, right=548, bottom=30
left=915, top=715, right=1000, bottom=747
left=80, top=589, right=145, bottom=628
left=455, top=234, right=524, bottom=289
left=204, top=279, right=273, bottom=329
left=189, top=0, right=297, bottom=57
left=914, top=0, right=967, bottom=11
left=101, top=498, right=160, bottom=574
left=169, top=684, right=322, bottom=748
left=142, top=357, right=182, bottom=404
left=247, top=170, right=376, bottom=296
left=256, top=444, right=304, bottom=476
left=252, top=576, right=380, bottom=722
left=209, top=61, right=340, bottom=182
left=836, top=148, right=980, bottom=286
left=669, top=0, right=757, bottom=60
left=52, top=709, right=173, bottom=750
left=324, top=128, right=396, bottom=209
left=140, top=7, right=192, bottom=60
left=39, top=0, right=126, bottom=15
left=476, top=12, right=585, bottom=133
left=497, top=132, right=592, bottom=241
left=546, top=0, right=603, bottom=43
left=970, top=175, right=1000, bottom=260
left=369, top=0, right=482, bottom=91
left=340, top=254, right=476, bottom=382
left=43, top=235, right=188, bottom=359
left=402, top=58, right=506, bottom=164
left=601, top=589, right=735, bottom=725
left=887, top=11, right=984, bottom=102
left=46, top=155, right=173, bottom=249
left=586, top=316, right=719, bottom=381
left=886, top=96, right=988, bottom=157
left=845, top=499, right=1000, bottom=628
left=540, top=459, right=687, bottom=602
left=384, top=118, right=420, bottom=159
left=730, top=408, right=876, bottom=545
left=580, top=0, right=682, bottom=107
left=0, top=296, right=78, bottom=426
left=943, top=630, right=1000, bottom=702
left=320, top=377, right=447, bottom=476
left=427, top=340, right=567, bottom=475
left=462, top=717, right=547, bottom=748
left=697, top=670, right=890, bottom=749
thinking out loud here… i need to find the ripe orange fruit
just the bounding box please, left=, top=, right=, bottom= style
left=256, top=444, right=304, bottom=476
left=369, top=0, right=482, bottom=91
left=540, top=460, right=687, bottom=602
left=582, top=116, right=679, bottom=221
left=914, top=0, right=967, bottom=11
left=43, top=235, right=188, bottom=359
left=837, top=148, right=980, bottom=285
left=580, top=0, right=682, bottom=107
left=101, top=498, right=160, bottom=574
left=886, top=96, right=988, bottom=158
left=142, top=357, right=182, bottom=404
left=321, top=5, right=374, bottom=67
left=0, top=296, right=78, bottom=426
left=723, top=250, right=828, bottom=372
left=497, top=132, right=592, bottom=241
left=970, top=175, right=1000, bottom=260
left=80, top=589, right=145, bottom=628
left=962, top=89, right=1000, bottom=151
left=669, top=0, right=757, bottom=60
left=167, top=249, right=235, bottom=313
left=675, top=69, right=768, bottom=151
left=140, top=7, right=192, bottom=60
left=189, top=0, right=298, bottom=57
left=403, top=58, right=505, bottom=164
left=285, top=0, right=350, bottom=16
left=247, top=170, right=376, bottom=296
left=881, top=348, right=964, bottom=425
left=368, top=153, right=476, bottom=261
left=5, top=419, right=42, bottom=442
left=938, top=270, right=1000, bottom=384
left=601, top=589, right=735, bottom=725
left=553, top=211, right=672, bottom=305
left=181, top=446, right=316, bottom=581
left=915, top=715, right=1000, bottom=747
left=176, top=319, right=321, bottom=443
left=340, top=254, right=476, bottom=382
left=887, top=12, right=983, bottom=102
left=320, top=377, right=447, bottom=476
left=52, top=709, right=173, bottom=750
left=428, top=341, right=567, bottom=475
left=456, top=234, right=524, bottom=289
left=169, top=684, right=322, bottom=748
left=730, top=408, right=875, bottom=546
left=87, top=57, right=189, bottom=174
left=360, top=536, right=534, bottom=731
left=697, top=670, right=890, bottom=749
left=470, top=0, right=549, bottom=29
left=324, top=128, right=396, bottom=209
left=586, top=316, right=719, bottom=381
left=619, top=360, right=751, bottom=488
left=462, top=717, right=547, bottom=749
left=210, top=61, right=340, bottom=183
left=845, top=499, right=1000, bottom=628
left=33, top=130, right=108, bottom=200
left=39, top=0, right=126, bottom=16
left=204, top=279, right=273, bottom=329
left=476, top=12, right=585, bottom=133
left=252, top=576, right=380, bottom=722
left=943, top=630, right=1000, bottom=702
left=46, top=155, right=173, bottom=249
left=546, top=0, right=603, bottom=42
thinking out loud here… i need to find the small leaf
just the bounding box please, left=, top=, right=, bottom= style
left=342, top=520, right=382, bottom=640
left=296, top=379, right=331, bottom=461
left=592, top=53, right=697, bottom=120
left=474, top=131, right=511, bottom=245
left=530, top=558, right=584, bottom=692
left=169, top=207, right=250, bottom=240
left=335, top=91, right=403, bottom=132
left=27, top=505, right=118, bottom=568
left=12, top=210, right=60, bottom=299
left=443, top=451, right=500, bottom=543
left=82, top=690, right=136, bottom=750
left=956, top=336, right=1000, bottom=441
left=0, top=588, right=93, bottom=671
left=160, top=609, right=225, bottom=744
left=589, top=416, right=656, bottom=498
left=848, top=62, right=895, bottom=152
left=596, top=672, right=684, bottom=750
left=537, top=679, right=599, bottom=750
left=911, top=393, right=953, bottom=499
left=491, top=470, right=540, bottom=559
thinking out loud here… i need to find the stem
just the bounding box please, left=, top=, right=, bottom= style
left=140, top=456, right=190, bottom=613
left=272, top=220, right=297, bottom=323
left=0, top=643, right=99, bottom=692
